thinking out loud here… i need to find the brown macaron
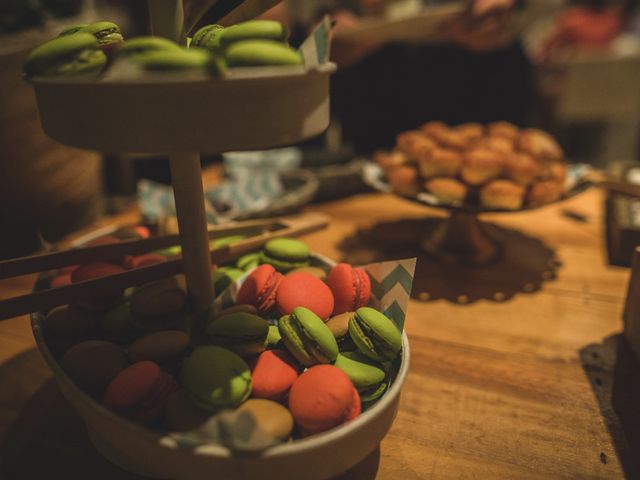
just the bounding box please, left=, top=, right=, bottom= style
left=374, top=150, right=408, bottom=170
left=479, top=180, right=526, bottom=210
left=43, top=304, right=98, bottom=338
left=164, top=388, right=212, bottom=432
left=237, top=399, right=294, bottom=441
left=396, top=130, right=436, bottom=160
left=128, top=330, right=190, bottom=363
left=61, top=340, right=128, bottom=395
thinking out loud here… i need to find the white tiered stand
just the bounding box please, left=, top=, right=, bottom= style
left=27, top=8, right=410, bottom=479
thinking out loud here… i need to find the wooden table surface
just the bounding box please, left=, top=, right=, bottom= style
left=0, top=185, right=638, bottom=479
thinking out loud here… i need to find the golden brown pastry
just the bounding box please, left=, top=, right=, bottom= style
left=396, top=130, right=436, bottom=160
left=538, top=161, right=567, bottom=183
left=417, top=147, right=463, bottom=178
left=503, top=152, right=540, bottom=186
left=420, top=121, right=449, bottom=139
left=487, top=121, right=519, bottom=141
left=374, top=150, right=408, bottom=170
left=479, top=135, right=514, bottom=156
left=387, top=165, right=420, bottom=196
left=424, top=178, right=467, bottom=205
left=461, top=147, right=505, bottom=185
left=480, top=180, right=525, bottom=210
left=455, top=123, right=484, bottom=144
left=517, top=129, right=563, bottom=163
left=527, top=180, right=564, bottom=206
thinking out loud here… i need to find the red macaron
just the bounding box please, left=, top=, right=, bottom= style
left=103, top=361, right=178, bottom=423
left=249, top=349, right=301, bottom=401
left=288, top=365, right=361, bottom=435
left=326, top=263, right=371, bottom=315
left=276, top=272, right=334, bottom=320
left=124, top=253, right=167, bottom=270
left=70, top=262, right=126, bottom=310
left=236, top=264, right=284, bottom=314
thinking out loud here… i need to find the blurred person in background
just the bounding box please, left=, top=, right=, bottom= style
left=264, top=0, right=531, bottom=154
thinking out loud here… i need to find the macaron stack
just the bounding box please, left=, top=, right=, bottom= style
left=376, top=122, right=567, bottom=210
left=42, top=230, right=404, bottom=445
left=23, top=19, right=303, bottom=79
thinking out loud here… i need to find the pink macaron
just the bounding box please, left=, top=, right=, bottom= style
left=103, top=361, right=178, bottom=423
left=276, top=272, right=334, bottom=320
left=70, top=262, right=126, bottom=310
left=326, top=263, right=371, bottom=315
left=249, top=349, right=301, bottom=401
left=288, top=365, right=361, bottom=435
left=236, top=264, right=284, bottom=314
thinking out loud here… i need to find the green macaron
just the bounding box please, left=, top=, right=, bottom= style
left=266, top=324, right=282, bottom=348
left=218, top=20, right=287, bottom=48
left=236, top=252, right=261, bottom=271
left=206, top=312, right=269, bottom=356
left=80, top=21, right=124, bottom=45
left=334, top=351, right=387, bottom=403
left=182, top=346, right=252, bottom=411
left=259, top=238, right=310, bottom=273
left=212, top=267, right=244, bottom=293
left=191, top=23, right=225, bottom=51
left=23, top=32, right=107, bottom=77
left=58, top=24, right=89, bottom=37
left=348, top=307, right=402, bottom=362
left=225, top=40, right=303, bottom=68
left=136, top=47, right=213, bottom=72
left=211, top=235, right=245, bottom=249
left=114, top=36, right=182, bottom=62
left=278, top=307, right=338, bottom=367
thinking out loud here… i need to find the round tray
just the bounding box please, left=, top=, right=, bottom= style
left=31, top=228, right=410, bottom=480
left=362, top=161, right=592, bottom=266
left=362, top=162, right=592, bottom=214
left=29, top=65, right=335, bottom=154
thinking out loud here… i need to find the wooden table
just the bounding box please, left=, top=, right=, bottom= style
left=0, top=186, right=637, bottom=479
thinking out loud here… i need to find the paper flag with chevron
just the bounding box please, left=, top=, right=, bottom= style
left=211, top=255, right=417, bottom=332
left=363, top=258, right=416, bottom=331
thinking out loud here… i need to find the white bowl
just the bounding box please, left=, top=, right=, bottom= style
left=31, top=231, right=411, bottom=480
left=31, top=313, right=409, bottom=480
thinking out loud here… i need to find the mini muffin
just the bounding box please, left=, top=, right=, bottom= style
left=424, top=178, right=468, bottom=205
left=455, top=123, right=484, bottom=145
left=517, top=128, right=563, bottom=162
left=386, top=165, right=420, bottom=196
left=480, top=180, right=526, bottom=210
left=461, top=148, right=505, bottom=185
left=539, top=161, right=567, bottom=183
left=487, top=121, right=519, bottom=141
left=504, top=152, right=540, bottom=186
left=374, top=150, right=408, bottom=170
left=527, top=180, right=564, bottom=206
left=420, top=121, right=449, bottom=139
left=480, top=135, right=514, bottom=156
left=417, top=147, right=463, bottom=178
left=395, top=130, right=436, bottom=160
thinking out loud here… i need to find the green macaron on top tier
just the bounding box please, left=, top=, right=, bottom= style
left=23, top=32, right=107, bottom=77
left=58, top=24, right=89, bottom=37
left=113, top=36, right=182, bottom=61
left=260, top=238, right=310, bottom=273
left=218, top=19, right=287, bottom=47
left=348, top=307, right=402, bottom=362
left=191, top=23, right=225, bottom=51
left=80, top=21, right=123, bottom=45
left=182, top=346, right=252, bottom=411
left=206, top=312, right=269, bottom=357
left=278, top=306, right=338, bottom=367
left=225, top=40, right=303, bottom=67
